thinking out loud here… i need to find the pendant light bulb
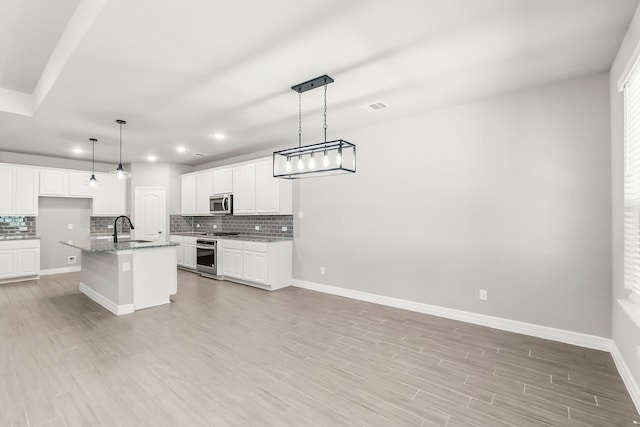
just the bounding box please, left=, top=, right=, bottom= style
left=336, top=148, right=342, bottom=166
left=297, top=155, right=304, bottom=171
left=322, top=149, right=329, bottom=167
left=308, top=152, right=316, bottom=169
left=285, top=156, right=292, bottom=172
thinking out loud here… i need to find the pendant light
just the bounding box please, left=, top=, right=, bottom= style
left=110, top=119, right=130, bottom=179
left=87, top=138, right=99, bottom=187
left=273, top=74, right=356, bottom=179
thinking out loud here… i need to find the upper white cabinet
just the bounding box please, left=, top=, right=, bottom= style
left=181, top=172, right=213, bottom=216
left=255, top=160, right=292, bottom=214
left=0, top=164, right=39, bottom=216
left=92, top=173, right=126, bottom=216
left=196, top=172, right=213, bottom=215
left=181, top=175, right=196, bottom=215
left=213, top=168, right=233, bottom=194
left=180, top=157, right=292, bottom=216
left=232, top=164, right=256, bottom=214
left=40, top=168, right=93, bottom=198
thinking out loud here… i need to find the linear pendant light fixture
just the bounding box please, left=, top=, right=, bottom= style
left=87, top=137, right=99, bottom=187
left=111, top=119, right=131, bottom=179
left=273, top=75, right=356, bottom=179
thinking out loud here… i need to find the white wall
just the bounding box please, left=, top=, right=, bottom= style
left=294, top=72, right=611, bottom=337
left=611, top=3, right=640, bottom=402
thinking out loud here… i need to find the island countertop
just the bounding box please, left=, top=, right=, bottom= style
left=61, top=239, right=177, bottom=253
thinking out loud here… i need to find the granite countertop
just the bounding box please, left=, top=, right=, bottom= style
left=0, top=235, right=40, bottom=240
left=61, top=239, right=177, bottom=253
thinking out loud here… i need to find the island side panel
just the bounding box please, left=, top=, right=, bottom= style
left=132, top=246, right=177, bottom=310
left=79, top=251, right=134, bottom=315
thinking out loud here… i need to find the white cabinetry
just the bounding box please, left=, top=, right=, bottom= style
left=92, top=173, right=126, bottom=216
left=213, top=168, right=233, bottom=194
left=0, top=239, right=40, bottom=283
left=196, top=172, right=213, bottom=215
left=40, top=168, right=93, bottom=198
left=221, top=239, right=291, bottom=290
left=183, top=236, right=197, bottom=270
left=232, top=164, right=256, bottom=214
left=181, top=175, right=196, bottom=215
left=170, top=235, right=184, bottom=266
left=181, top=172, right=213, bottom=216
left=0, top=164, right=39, bottom=216
left=255, top=160, right=292, bottom=214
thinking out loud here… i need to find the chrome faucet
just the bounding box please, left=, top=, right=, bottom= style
left=113, top=215, right=135, bottom=243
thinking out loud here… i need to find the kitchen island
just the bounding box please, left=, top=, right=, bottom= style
left=61, top=239, right=177, bottom=315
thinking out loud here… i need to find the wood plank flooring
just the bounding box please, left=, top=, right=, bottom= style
left=0, top=270, right=638, bottom=426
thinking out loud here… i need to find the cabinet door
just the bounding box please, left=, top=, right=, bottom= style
left=184, top=245, right=197, bottom=269
left=175, top=245, right=184, bottom=266
left=255, top=160, right=279, bottom=214
left=196, top=172, right=213, bottom=215
left=181, top=175, right=197, bottom=215
left=39, top=169, right=68, bottom=196
left=222, top=248, right=243, bottom=278
left=92, top=173, right=126, bottom=216
left=232, top=164, right=256, bottom=214
left=16, top=167, right=38, bottom=215
left=0, top=166, right=15, bottom=214
left=213, top=168, right=233, bottom=194
left=243, top=250, right=267, bottom=285
left=68, top=171, right=93, bottom=197
left=16, top=248, right=38, bottom=276
left=0, top=250, right=16, bottom=279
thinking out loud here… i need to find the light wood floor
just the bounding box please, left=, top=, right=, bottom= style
left=0, top=271, right=638, bottom=426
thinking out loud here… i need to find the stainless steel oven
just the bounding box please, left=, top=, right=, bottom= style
left=196, top=239, right=217, bottom=276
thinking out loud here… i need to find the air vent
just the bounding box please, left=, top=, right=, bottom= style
left=361, top=101, right=389, bottom=112
left=193, top=152, right=205, bottom=157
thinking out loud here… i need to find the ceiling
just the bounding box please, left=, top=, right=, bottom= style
left=0, top=0, right=637, bottom=166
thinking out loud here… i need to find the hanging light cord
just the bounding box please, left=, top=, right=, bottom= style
left=119, top=122, right=123, bottom=164
left=298, top=91, right=302, bottom=149
left=323, top=80, right=328, bottom=143
left=92, top=139, right=95, bottom=173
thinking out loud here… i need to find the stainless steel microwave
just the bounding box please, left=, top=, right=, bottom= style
left=210, top=193, right=233, bottom=215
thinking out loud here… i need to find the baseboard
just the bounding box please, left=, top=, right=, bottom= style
left=40, top=266, right=81, bottom=276
left=79, top=282, right=134, bottom=315
left=291, top=279, right=611, bottom=352
left=611, top=342, right=640, bottom=413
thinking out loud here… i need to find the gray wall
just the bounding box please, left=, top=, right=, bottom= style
left=293, top=72, right=612, bottom=338
left=611, top=3, right=640, bottom=400
left=37, top=197, right=91, bottom=270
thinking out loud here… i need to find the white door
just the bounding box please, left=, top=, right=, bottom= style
left=134, top=187, right=166, bottom=242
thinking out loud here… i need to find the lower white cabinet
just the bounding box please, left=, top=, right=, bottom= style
left=220, top=239, right=291, bottom=290
left=0, top=239, right=40, bottom=282
left=170, top=235, right=197, bottom=270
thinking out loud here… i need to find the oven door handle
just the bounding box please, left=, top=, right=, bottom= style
left=196, top=245, right=216, bottom=250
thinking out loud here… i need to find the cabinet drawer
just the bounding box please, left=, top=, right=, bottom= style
left=222, top=239, right=243, bottom=250
left=170, top=235, right=184, bottom=243
left=184, top=236, right=198, bottom=245
left=243, top=241, right=267, bottom=253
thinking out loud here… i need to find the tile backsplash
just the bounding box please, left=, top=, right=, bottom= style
left=90, top=216, right=132, bottom=235
left=0, top=216, right=36, bottom=238
left=170, top=214, right=293, bottom=238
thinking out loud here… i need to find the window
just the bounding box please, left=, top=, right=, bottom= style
left=624, top=62, right=640, bottom=303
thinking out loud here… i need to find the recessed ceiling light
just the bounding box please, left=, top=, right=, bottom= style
left=147, top=155, right=156, bottom=162
left=72, top=148, right=82, bottom=154
left=177, top=146, right=186, bottom=153
left=193, top=152, right=205, bottom=157
left=213, top=132, right=225, bottom=140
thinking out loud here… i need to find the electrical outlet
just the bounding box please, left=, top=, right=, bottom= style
left=122, top=262, right=130, bottom=272
left=107, top=224, right=114, bottom=229
left=67, top=256, right=76, bottom=265
left=320, top=266, right=325, bottom=275
left=282, top=226, right=287, bottom=232
left=298, top=211, right=304, bottom=219
left=255, top=225, right=260, bottom=231
left=479, top=289, right=488, bottom=301
left=196, top=224, right=200, bottom=228
left=213, top=224, right=217, bottom=229
left=18, top=226, right=27, bottom=231
left=68, top=223, right=73, bottom=230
